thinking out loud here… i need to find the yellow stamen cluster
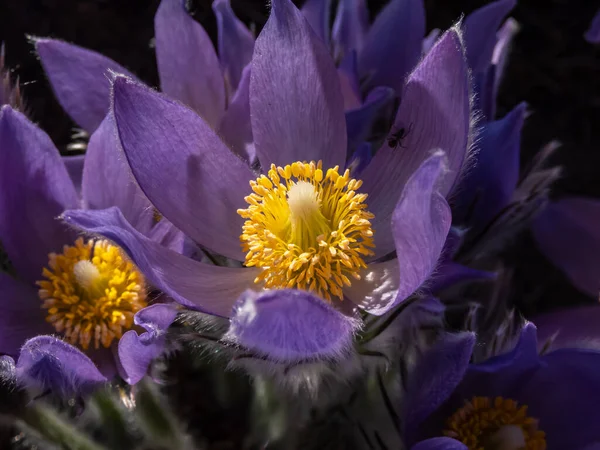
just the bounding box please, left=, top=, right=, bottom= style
left=237, top=160, right=375, bottom=301
left=37, top=238, right=147, bottom=350
left=445, top=396, right=547, bottom=450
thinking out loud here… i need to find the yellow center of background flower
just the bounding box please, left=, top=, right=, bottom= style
left=37, top=238, right=147, bottom=350
left=237, top=161, right=375, bottom=301
left=444, top=396, right=546, bottom=450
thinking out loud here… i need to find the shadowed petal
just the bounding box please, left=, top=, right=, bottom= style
left=344, top=258, right=399, bottom=313
left=404, top=333, right=475, bottom=444
left=35, top=39, right=136, bottom=132
left=217, top=65, right=254, bottom=162
left=62, top=207, right=259, bottom=317
left=16, top=336, right=107, bottom=395
left=463, top=0, right=516, bottom=73
left=585, top=8, right=600, bottom=43
left=390, top=152, right=451, bottom=308
left=250, top=0, right=347, bottom=169
left=411, top=438, right=468, bottom=450
left=118, top=303, right=178, bottom=384
left=532, top=197, right=600, bottom=297
left=112, top=76, right=254, bottom=260
left=82, top=114, right=154, bottom=235
left=532, top=305, right=600, bottom=350
left=213, top=0, right=254, bottom=92
left=224, top=289, right=360, bottom=362
left=428, top=261, right=496, bottom=293
left=332, top=0, right=369, bottom=61
left=361, top=27, right=470, bottom=250
left=453, top=103, right=526, bottom=229
left=301, top=0, right=331, bottom=43
left=62, top=154, right=85, bottom=194
left=345, top=86, right=395, bottom=148
left=155, top=0, right=225, bottom=127
left=337, top=51, right=362, bottom=110
left=146, top=218, right=185, bottom=253
left=0, top=106, right=79, bottom=284
left=491, top=18, right=520, bottom=110
left=357, top=0, right=425, bottom=93
left=0, top=273, right=53, bottom=356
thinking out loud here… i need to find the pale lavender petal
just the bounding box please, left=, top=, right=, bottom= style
left=0, top=273, right=52, bottom=356
left=155, top=0, right=225, bottom=127
left=62, top=154, right=85, bottom=194
left=217, top=65, right=254, bottom=162
left=357, top=0, right=425, bottom=93
left=118, top=303, right=178, bottom=384
left=390, top=152, right=451, bottom=309
left=404, top=332, right=475, bottom=444
left=16, top=336, right=107, bottom=395
left=532, top=197, right=600, bottom=297
left=331, top=0, right=369, bottom=60
left=82, top=114, right=154, bottom=235
left=411, top=438, right=468, bottom=450
left=35, top=39, right=136, bottom=132
left=250, top=0, right=347, bottom=169
left=0, top=106, right=79, bottom=284
left=301, top=0, right=331, bottom=43
left=112, top=76, right=254, bottom=260
left=361, top=27, right=470, bottom=252
left=585, top=8, right=600, bottom=43
left=464, top=0, right=516, bottom=73
left=62, top=207, right=259, bottom=317
left=224, top=289, right=360, bottom=362
left=532, top=305, right=600, bottom=350
left=213, top=0, right=255, bottom=92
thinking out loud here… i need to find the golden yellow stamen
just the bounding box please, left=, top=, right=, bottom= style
left=444, top=396, right=547, bottom=450
left=37, top=238, right=147, bottom=350
left=237, top=160, right=375, bottom=301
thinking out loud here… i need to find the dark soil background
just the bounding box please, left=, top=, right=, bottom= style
left=0, top=0, right=598, bottom=313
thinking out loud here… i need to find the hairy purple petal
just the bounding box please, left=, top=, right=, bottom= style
left=16, top=336, right=107, bottom=395
left=0, top=106, right=79, bottom=284
left=35, top=38, right=136, bottom=132
left=155, top=0, right=225, bottom=127
left=357, top=0, right=425, bottom=93
left=118, top=303, right=178, bottom=385
left=250, top=0, right=347, bottom=169
left=224, top=289, right=360, bottom=362
left=111, top=76, right=254, bottom=260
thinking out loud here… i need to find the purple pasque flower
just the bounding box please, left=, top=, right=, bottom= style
left=63, top=0, right=473, bottom=366
left=404, top=323, right=600, bottom=450
left=35, top=0, right=254, bottom=161
left=0, top=106, right=180, bottom=393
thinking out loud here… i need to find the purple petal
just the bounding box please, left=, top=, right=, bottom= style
left=390, top=152, right=452, bottom=308
left=337, top=51, right=362, bottom=110
left=532, top=305, right=600, bottom=350
left=428, top=261, right=496, bottom=293
left=404, top=332, right=475, bottom=444
left=453, top=103, right=526, bottom=229
left=62, top=207, right=258, bottom=317
left=16, top=336, right=107, bottom=395
left=82, top=114, right=154, bottom=235
left=62, top=154, right=85, bottom=195
left=0, top=106, right=79, bottom=284
left=411, top=438, right=468, bottom=450
left=217, top=65, right=255, bottom=162
left=331, top=0, right=369, bottom=60
left=0, top=272, right=52, bottom=356
left=154, top=0, right=225, bottom=127
left=301, top=0, right=331, bottom=44
left=212, top=0, right=255, bottom=92
left=118, top=303, right=178, bottom=384
left=492, top=18, right=520, bottom=104
left=345, top=86, right=395, bottom=148
left=35, top=39, right=136, bottom=132
left=224, top=289, right=360, bottom=362
left=422, top=29, right=441, bottom=55
left=463, top=0, right=516, bottom=73
left=532, top=197, right=600, bottom=297
left=112, top=76, right=254, bottom=260
left=585, top=8, right=600, bottom=43
left=357, top=0, right=425, bottom=93
left=250, top=0, right=347, bottom=169
left=360, top=27, right=470, bottom=251
left=146, top=218, right=185, bottom=253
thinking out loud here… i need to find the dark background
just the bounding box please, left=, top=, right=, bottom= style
left=0, top=0, right=599, bottom=313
